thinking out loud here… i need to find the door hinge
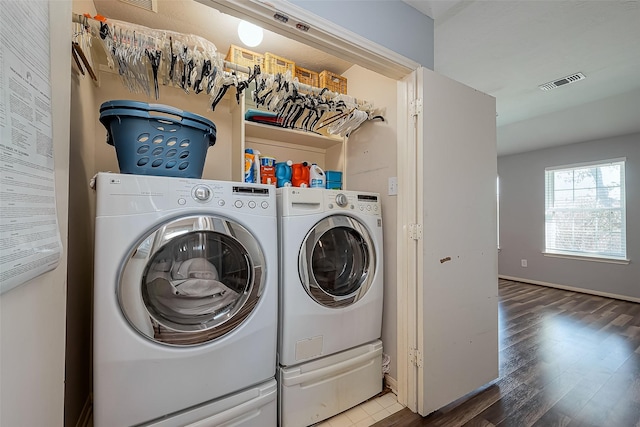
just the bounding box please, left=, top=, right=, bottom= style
left=409, top=98, right=423, bottom=117
left=409, top=223, right=423, bottom=240
left=409, top=347, right=423, bottom=368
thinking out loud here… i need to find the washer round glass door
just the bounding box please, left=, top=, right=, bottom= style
left=118, top=215, right=266, bottom=346
left=299, top=215, right=376, bottom=308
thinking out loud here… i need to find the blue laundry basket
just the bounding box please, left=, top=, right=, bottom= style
left=99, top=100, right=216, bottom=178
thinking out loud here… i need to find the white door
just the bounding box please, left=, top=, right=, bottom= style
left=409, top=66, right=499, bottom=415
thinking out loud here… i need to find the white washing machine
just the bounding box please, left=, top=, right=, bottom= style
left=93, top=172, right=278, bottom=427
left=276, top=187, right=384, bottom=426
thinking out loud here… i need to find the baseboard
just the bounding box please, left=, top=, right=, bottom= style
left=75, top=394, right=93, bottom=427
left=499, top=275, right=640, bottom=303
left=384, top=374, right=398, bottom=395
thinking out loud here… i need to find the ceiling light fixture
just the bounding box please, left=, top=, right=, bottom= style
left=539, top=72, right=586, bottom=91
left=238, top=20, right=264, bottom=47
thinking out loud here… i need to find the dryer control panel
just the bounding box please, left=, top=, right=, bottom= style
left=324, top=190, right=381, bottom=216
left=276, top=187, right=381, bottom=217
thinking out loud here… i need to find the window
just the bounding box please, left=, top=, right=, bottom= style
left=545, top=159, right=626, bottom=260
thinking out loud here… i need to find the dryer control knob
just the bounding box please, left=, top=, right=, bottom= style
left=193, top=185, right=211, bottom=201
left=335, top=193, right=348, bottom=208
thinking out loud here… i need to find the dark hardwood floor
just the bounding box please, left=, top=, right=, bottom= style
left=374, top=279, right=640, bottom=427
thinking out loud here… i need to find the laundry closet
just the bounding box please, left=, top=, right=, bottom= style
left=65, top=0, right=498, bottom=425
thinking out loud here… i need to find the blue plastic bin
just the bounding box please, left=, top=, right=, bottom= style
left=99, top=100, right=216, bottom=178
left=325, top=171, right=342, bottom=189
left=325, top=171, right=343, bottom=182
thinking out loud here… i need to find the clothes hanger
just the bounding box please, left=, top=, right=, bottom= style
left=146, top=48, right=162, bottom=99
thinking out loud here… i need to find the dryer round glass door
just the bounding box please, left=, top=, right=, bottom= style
left=118, top=215, right=266, bottom=346
left=299, top=215, right=376, bottom=308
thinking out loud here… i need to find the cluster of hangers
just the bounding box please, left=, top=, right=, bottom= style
left=251, top=72, right=382, bottom=136
left=72, top=18, right=97, bottom=81
left=71, top=13, right=384, bottom=137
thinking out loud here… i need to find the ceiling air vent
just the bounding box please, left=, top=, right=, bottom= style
left=118, top=0, right=158, bottom=12
left=539, top=73, right=586, bottom=91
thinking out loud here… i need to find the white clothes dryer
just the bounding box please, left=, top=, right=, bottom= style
left=93, top=172, right=277, bottom=427
left=277, top=188, right=384, bottom=426
left=277, top=187, right=384, bottom=367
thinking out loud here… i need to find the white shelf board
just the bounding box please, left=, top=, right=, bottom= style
left=244, top=121, right=342, bottom=150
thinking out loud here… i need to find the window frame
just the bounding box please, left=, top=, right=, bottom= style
left=543, top=158, right=628, bottom=263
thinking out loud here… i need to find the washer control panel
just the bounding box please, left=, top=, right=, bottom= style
left=97, top=173, right=275, bottom=217
left=188, top=183, right=272, bottom=212
left=193, top=185, right=211, bottom=201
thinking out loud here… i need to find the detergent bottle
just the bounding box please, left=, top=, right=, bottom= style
left=252, top=149, right=261, bottom=184
left=291, top=162, right=310, bottom=188
left=275, top=160, right=293, bottom=187
left=244, top=149, right=256, bottom=183
left=260, top=156, right=277, bottom=185
left=309, top=164, right=326, bottom=188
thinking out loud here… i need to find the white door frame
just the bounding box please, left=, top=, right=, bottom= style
left=396, top=70, right=420, bottom=411
left=199, top=0, right=418, bottom=79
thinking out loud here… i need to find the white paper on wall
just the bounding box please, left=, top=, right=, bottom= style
left=0, top=2, right=62, bottom=294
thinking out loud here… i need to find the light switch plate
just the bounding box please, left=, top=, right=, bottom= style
left=388, top=177, right=398, bottom=196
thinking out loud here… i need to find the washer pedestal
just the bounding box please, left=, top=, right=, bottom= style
left=279, top=340, right=383, bottom=427
left=149, top=379, right=277, bottom=427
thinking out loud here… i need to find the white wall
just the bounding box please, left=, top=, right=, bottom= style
left=65, top=2, right=99, bottom=425
left=498, top=132, right=640, bottom=299
left=289, top=0, right=434, bottom=69
left=343, top=65, right=399, bottom=380
left=90, top=73, right=234, bottom=181
left=0, top=2, right=72, bottom=426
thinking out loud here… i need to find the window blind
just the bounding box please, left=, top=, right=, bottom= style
left=544, top=159, right=626, bottom=259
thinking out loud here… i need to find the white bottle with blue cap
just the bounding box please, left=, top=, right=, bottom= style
left=309, top=163, right=326, bottom=188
